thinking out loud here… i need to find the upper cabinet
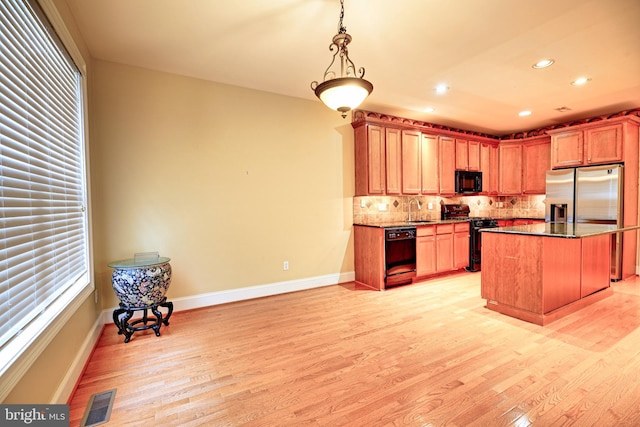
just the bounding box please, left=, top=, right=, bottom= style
left=522, top=138, right=551, bottom=194
left=385, top=128, right=402, bottom=194
left=480, top=142, right=499, bottom=194
left=498, top=143, right=523, bottom=195
left=354, top=124, right=385, bottom=195
left=354, top=123, right=403, bottom=196
left=549, top=122, right=622, bottom=168
left=498, top=136, right=550, bottom=195
left=439, top=136, right=456, bottom=194
left=401, top=129, right=422, bottom=194
left=421, top=133, right=439, bottom=194
left=353, top=110, right=640, bottom=200
left=455, top=139, right=480, bottom=171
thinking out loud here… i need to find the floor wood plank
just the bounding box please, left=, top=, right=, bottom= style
left=68, top=272, right=640, bottom=426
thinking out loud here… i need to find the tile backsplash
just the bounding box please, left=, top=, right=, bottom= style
left=353, top=195, right=546, bottom=224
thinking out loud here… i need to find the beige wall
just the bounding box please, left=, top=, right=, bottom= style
left=5, top=1, right=356, bottom=403
left=90, top=61, right=356, bottom=309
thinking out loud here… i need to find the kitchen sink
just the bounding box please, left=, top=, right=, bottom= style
left=406, top=220, right=433, bottom=223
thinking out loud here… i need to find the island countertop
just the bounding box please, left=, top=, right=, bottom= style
left=482, top=222, right=640, bottom=238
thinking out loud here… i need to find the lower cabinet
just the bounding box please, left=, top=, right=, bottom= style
left=416, top=223, right=468, bottom=278
left=436, top=225, right=454, bottom=273
left=416, top=227, right=436, bottom=276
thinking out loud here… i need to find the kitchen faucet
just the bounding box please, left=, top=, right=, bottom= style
left=408, top=198, right=422, bottom=221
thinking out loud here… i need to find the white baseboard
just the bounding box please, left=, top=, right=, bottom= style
left=55, top=316, right=104, bottom=403
left=100, top=271, right=355, bottom=324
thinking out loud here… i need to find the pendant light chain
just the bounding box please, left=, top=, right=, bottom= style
left=338, top=0, right=346, bottom=34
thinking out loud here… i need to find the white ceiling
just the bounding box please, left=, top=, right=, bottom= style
left=64, top=0, right=640, bottom=136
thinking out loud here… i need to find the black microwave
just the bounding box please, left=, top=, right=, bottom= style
left=455, top=170, right=482, bottom=193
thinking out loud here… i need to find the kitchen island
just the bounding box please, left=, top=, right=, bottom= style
left=481, top=222, right=638, bottom=325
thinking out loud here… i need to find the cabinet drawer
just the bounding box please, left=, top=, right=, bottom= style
left=454, top=222, right=470, bottom=232
left=436, top=224, right=454, bottom=234
left=417, top=226, right=435, bottom=237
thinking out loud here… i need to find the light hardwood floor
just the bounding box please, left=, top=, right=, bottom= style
left=68, top=272, right=640, bottom=426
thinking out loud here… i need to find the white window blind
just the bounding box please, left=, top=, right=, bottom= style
left=0, top=0, right=89, bottom=374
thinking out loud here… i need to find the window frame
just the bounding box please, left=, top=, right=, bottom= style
left=0, top=0, right=93, bottom=401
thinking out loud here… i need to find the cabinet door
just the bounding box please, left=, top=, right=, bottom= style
left=498, top=143, right=523, bottom=194
left=522, top=140, right=551, bottom=194
left=385, top=128, right=402, bottom=194
left=455, top=139, right=468, bottom=170
left=454, top=223, right=470, bottom=269
left=402, top=130, right=421, bottom=194
left=468, top=140, right=480, bottom=171
left=417, top=235, right=437, bottom=276
left=439, top=136, right=456, bottom=194
left=480, top=143, right=498, bottom=194
left=585, top=124, right=623, bottom=165
left=354, top=124, right=386, bottom=195
left=551, top=131, right=583, bottom=168
left=436, top=233, right=453, bottom=272
left=489, top=144, right=499, bottom=193
left=421, top=133, right=439, bottom=194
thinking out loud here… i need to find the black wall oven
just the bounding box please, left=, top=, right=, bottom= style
left=385, top=227, right=416, bottom=287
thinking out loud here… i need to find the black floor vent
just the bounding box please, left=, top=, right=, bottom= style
left=80, top=389, right=116, bottom=427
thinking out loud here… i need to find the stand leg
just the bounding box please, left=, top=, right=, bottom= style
left=151, top=305, right=163, bottom=336
left=112, top=308, right=126, bottom=335
left=121, top=310, right=135, bottom=343
left=161, top=301, right=174, bottom=326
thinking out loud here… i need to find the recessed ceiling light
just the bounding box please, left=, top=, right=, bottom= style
left=571, top=77, right=591, bottom=86
left=519, top=110, right=532, bottom=117
left=532, top=59, right=554, bottom=69
left=423, top=107, right=435, bottom=113
left=555, top=106, right=572, bottom=112
left=434, top=84, right=449, bottom=94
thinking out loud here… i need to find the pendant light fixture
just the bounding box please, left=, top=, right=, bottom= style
left=311, top=0, right=373, bottom=118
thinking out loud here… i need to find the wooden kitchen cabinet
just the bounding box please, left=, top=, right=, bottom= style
left=354, top=124, right=386, bottom=195
left=522, top=137, right=551, bottom=194
left=480, top=142, right=498, bottom=194
left=455, top=139, right=480, bottom=171
left=385, top=128, right=402, bottom=194
left=416, top=226, right=436, bottom=276
left=435, top=224, right=454, bottom=272
left=498, top=143, right=523, bottom=194
left=549, top=123, right=623, bottom=168
left=454, top=222, right=470, bottom=269
left=468, top=140, right=480, bottom=171
left=585, top=123, right=623, bottom=165
left=455, top=138, right=468, bottom=170
left=402, top=129, right=422, bottom=194
left=481, top=231, right=611, bottom=325
left=421, top=133, right=439, bottom=194
left=439, top=136, right=456, bottom=194
left=550, top=130, right=583, bottom=168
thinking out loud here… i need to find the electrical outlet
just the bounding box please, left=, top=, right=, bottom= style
left=283, top=261, right=289, bottom=271
left=428, top=202, right=433, bottom=210
left=360, top=199, right=366, bottom=208
left=377, top=203, right=387, bottom=211
left=94, top=290, right=99, bottom=303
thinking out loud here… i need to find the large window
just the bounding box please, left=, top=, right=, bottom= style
left=0, top=0, right=90, bottom=392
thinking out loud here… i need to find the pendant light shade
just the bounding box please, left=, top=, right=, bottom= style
left=311, top=0, right=373, bottom=118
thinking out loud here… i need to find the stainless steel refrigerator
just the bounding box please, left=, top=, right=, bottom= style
left=545, top=164, right=623, bottom=280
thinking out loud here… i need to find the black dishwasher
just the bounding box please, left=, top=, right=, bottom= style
left=385, top=227, right=417, bottom=287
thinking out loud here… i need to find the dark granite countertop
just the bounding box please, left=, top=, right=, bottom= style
left=482, top=222, right=640, bottom=238
left=353, top=218, right=470, bottom=228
